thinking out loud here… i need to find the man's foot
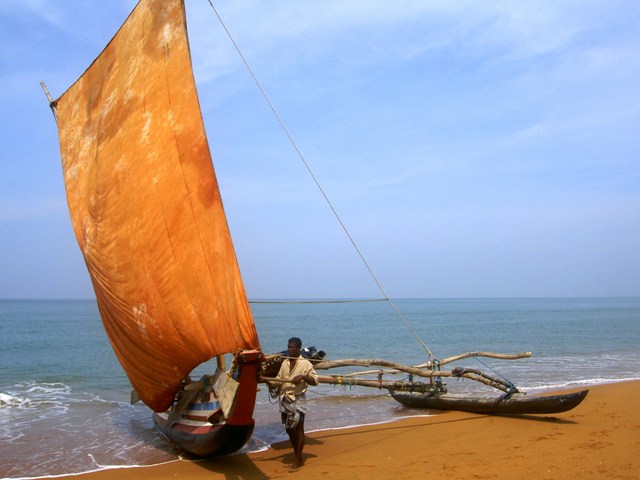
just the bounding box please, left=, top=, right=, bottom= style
left=290, top=458, right=304, bottom=472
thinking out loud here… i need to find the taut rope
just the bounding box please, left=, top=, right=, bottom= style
left=206, top=1, right=435, bottom=361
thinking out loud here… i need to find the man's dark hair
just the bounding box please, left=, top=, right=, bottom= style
left=288, top=337, right=302, bottom=348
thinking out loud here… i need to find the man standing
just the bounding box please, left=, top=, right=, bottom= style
left=274, top=337, right=318, bottom=471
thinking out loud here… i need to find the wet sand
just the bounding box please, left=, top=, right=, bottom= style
left=54, top=381, right=639, bottom=479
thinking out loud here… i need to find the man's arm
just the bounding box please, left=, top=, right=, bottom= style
left=307, top=369, right=319, bottom=385
left=292, top=362, right=319, bottom=386
left=293, top=364, right=318, bottom=386
left=303, top=373, right=318, bottom=385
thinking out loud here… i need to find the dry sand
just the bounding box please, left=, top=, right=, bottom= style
left=57, top=381, right=639, bottom=479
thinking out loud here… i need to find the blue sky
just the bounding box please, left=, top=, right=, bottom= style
left=1, top=0, right=638, bottom=299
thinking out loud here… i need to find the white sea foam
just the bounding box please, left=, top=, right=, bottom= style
left=524, top=377, right=640, bottom=393
left=1, top=457, right=182, bottom=480
left=0, top=393, right=24, bottom=407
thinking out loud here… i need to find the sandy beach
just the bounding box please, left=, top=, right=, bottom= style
left=50, top=381, right=639, bottom=480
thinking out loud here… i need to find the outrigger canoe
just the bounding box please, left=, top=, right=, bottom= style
left=390, top=389, right=589, bottom=415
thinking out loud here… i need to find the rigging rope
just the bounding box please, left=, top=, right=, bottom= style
left=474, top=357, right=515, bottom=390
left=206, top=1, right=435, bottom=361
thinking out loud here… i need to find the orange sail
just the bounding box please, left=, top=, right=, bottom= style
left=52, top=0, right=259, bottom=412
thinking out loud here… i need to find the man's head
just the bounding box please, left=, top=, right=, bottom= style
left=287, top=337, right=302, bottom=358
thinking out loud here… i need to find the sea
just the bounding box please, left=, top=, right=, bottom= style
left=1, top=297, right=639, bottom=479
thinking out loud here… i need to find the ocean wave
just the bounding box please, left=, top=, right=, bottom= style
left=0, top=384, right=69, bottom=415
left=0, top=393, right=31, bottom=408
left=522, top=377, right=640, bottom=393
left=0, top=381, right=134, bottom=411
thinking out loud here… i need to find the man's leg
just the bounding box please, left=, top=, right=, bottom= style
left=286, top=420, right=306, bottom=470
left=293, top=420, right=305, bottom=468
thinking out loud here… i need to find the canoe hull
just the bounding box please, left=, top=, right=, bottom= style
left=153, top=350, right=261, bottom=457
left=391, top=389, right=589, bottom=415
left=153, top=412, right=254, bottom=457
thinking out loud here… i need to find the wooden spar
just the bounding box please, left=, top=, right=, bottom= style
left=311, top=358, right=516, bottom=389
left=39, top=81, right=54, bottom=104
left=407, top=351, right=533, bottom=369
left=166, top=378, right=205, bottom=426
left=312, top=358, right=435, bottom=375
left=315, top=352, right=531, bottom=373
left=315, top=352, right=532, bottom=377
left=263, top=371, right=512, bottom=393
left=262, top=375, right=402, bottom=390
left=341, top=368, right=397, bottom=377
left=317, top=375, right=399, bottom=390
left=262, top=351, right=534, bottom=394
left=438, top=351, right=532, bottom=366
left=40, top=81, right=58, bottom=121
left=130, top=389, right=141, bottom=404
left=262, top=365, right=517, bottom=394
left=216, top=355, right=226, bottom=370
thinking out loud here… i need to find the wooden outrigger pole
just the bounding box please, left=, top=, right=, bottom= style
left=263, top=354, right=523, bottom=393
left=261, top=350, right=589, bottom=415
left=310, top=352, right=532, bottom=393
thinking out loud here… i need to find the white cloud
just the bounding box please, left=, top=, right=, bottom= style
left=187, top=0, right=617, bottom=75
